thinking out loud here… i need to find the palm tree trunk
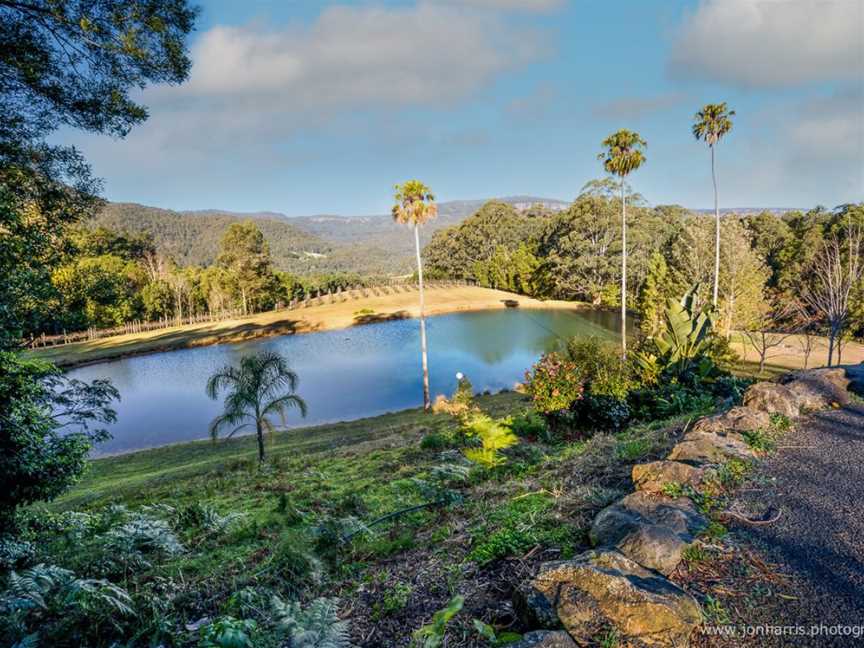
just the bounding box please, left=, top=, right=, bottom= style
left=620, top=179, right=627, bottom=360
left=255, top=419, right=265, bottom=462
left=712, top=145, right=720, bottom=308
left=415, top=224, right=431, bottom=411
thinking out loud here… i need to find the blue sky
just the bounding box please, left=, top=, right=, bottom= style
left=57, top=0, right=862, bottom=215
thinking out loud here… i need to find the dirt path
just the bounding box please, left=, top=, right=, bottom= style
left=730, top=366, right=864, bottom=646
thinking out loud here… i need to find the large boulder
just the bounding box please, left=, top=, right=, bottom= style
left=516, top=550, right=701, bottom=647
left=632, top=460, right=705, bottom=494
left=742, top=382, right=800, bottom=419
left=508, top=630, right=577, bottom=648
left=690, top=406, right=771, bottom=435
left=590, top=492, right=707, bottom=575
left=667, top=430, right=756, bottom=466
left=780, top=367, right=853, bottom=409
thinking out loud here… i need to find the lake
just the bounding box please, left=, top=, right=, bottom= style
left=68, top=308, right=622, bottom=456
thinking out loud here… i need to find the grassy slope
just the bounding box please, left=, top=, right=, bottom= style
left=47, top=389, right=707, bottom=646
left=57, top=392, right=527, bottom=510
left=31, top=286, right=583, bottom=368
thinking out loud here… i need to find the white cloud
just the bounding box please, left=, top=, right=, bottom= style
left=151, top=3, right=544, bottom=117
left=669, top=0, right=863, bottom=88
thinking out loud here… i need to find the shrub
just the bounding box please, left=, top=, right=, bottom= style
left=508, top=411, right=549, bottom=442
left=420, top=432, right=451, bottom=451
left=573, top=394, right=631, bottom=431
left=461, top=414, right=518, bottom=468
left=199, top=616, right=257, bottom=648
left=524, top=352, right=584, bottom=415
left=566, top=337, right=633, bottom=400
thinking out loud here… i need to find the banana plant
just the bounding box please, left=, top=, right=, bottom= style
left=637, top=287, right=717, bottom=381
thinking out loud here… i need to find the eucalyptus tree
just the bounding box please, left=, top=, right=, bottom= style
left=206, top=351, right=307, bottom=463
left=392, top=180, right=438, bottom=411
left=692, top=103, right=735, bottom=307
left=598, top=129, right=647, bottom=359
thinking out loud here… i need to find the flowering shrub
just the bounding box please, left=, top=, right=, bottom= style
left=524, top=352, right=584, bottom=415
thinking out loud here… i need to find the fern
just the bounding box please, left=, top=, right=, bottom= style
left=272, top=596, right=354, bottom=648
left=101, top=514, right=184, bottom=569
left=4, top=564, right=75, bottom=610
left=61, top=577, right=135, bottom=617
left=462, top=414, right=518, bottom=468
left=1, top=563, right=134, bottom=646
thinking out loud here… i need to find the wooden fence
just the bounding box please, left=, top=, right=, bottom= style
left=28, top=279, right=475, bottom=349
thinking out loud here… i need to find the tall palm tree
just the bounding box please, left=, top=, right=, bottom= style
left=692, top=102, right=735, bottom=308
left=598, top=129, right=647, bottom=360
left=206, top=351, right=307, bottom=462
left=392, top=180, right=438, bottom=411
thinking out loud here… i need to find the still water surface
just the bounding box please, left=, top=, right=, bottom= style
left=68, top=309, right=620, bottom=456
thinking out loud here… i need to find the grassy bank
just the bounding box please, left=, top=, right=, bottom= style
left=56, top=392, right=526, bottom=509
left=31, top=286, right=583, bottom=368
left=34, top=389, right=714, bottom=647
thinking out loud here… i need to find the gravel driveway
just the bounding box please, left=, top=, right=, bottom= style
left=733, top=386, right=864, bottom=646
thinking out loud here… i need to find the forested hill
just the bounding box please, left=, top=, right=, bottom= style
left=92, top=197, right=570, bottom=275
left=93, top=203, right=333, bottom=273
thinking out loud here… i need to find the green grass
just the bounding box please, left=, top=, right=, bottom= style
left=57, top=392, right=525, bottom=510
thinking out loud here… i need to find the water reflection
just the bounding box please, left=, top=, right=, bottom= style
left=68, top=308, right=621, bottom=456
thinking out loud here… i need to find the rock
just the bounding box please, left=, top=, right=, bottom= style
left=691, top=406, right=772, bottom=435
left=590, top=492, right=706, bottom=575
left=516, top=550, right=701, bottom=647
left=742, top=382, right=800, bottom=419
left=508, top=630, right=577, bottom=648
left=632, top=460, right=705, bottom=493
left=781, top=367, right=853, bottom=409
left=667, top=430, right=756, bottom=466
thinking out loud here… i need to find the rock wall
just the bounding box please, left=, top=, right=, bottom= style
left=516, top=367, right=856, bottom=647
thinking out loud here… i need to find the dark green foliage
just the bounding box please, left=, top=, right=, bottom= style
left=573, top=394, right=631, bottom=432
left=199, top=616, right=257, bottom=648
left=468, top=493, right=574, bottom=564
left=420, top=431, right=452, bottom=450
left=275, top=494, right=305, bottom=525
left=0, top=353, right=118, bottom=528
left=0, top=0, right=197, bottom=347
left=507, top=411, right=548, bottom=441
left=269, top=541, right=322, bottom=594
left=423, top=201, right=547, bottom=284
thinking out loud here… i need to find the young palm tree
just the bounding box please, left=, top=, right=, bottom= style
left=206, top=351, right=307, bottom=462
left=692, top=102, right=735, bottom=308
left=598, top=129, right=647, bottom=360
left=392, top=179, right=438, bottom=411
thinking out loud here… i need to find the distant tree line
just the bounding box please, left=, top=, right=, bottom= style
left=423, top=186, right=864, bottom=366
left=27, top=220, right=370, bottom=336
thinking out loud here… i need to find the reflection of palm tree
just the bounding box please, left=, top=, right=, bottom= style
left=206, top=351, right=307, bottom=462
left=692, top=103, right=735, bottom=307
left=392, top=180, right=437, bottom=411
left=598, top=129, right=647, bottom=360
